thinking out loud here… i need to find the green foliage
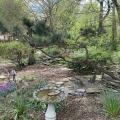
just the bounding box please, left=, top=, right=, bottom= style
left=0, top=79, right=66, bottom=119
left=0, top=21, right=7, bottom=34
left=34, top=21, right=51, bottom=36
left=23, top=17, right=34, bottom=29
left=28, top=99, right=46, bottom=112
left=0, top=41, right=31, bottom=68
left=112, top=45, right=120, bottom=64
left=68, top=47, right=112, bottom=73
left=36, top=81, right=46, bottom=89
left=0, top=0, right=28, bottom=33
left=43, top=46, right=64, bottom=56
left=32, top=34, right=50, bottom=46
left=50, top=32, right=65, bottom=45
left=112, top=51, right=120, bottom=64
left=89, top=47, right=112, bottom=65
left=12, top=25, right=21, bottom=37
left=13, top=93, right=27, bottom=120
left=80, top=27, right=96, bottom=37
left=55, top=101, right=67, bottom=112
left=54, top=0, right=78, bottom=30
left=22, top=75, right=37, bottom=81
left=100, top=89, right=120, bottom=117
left=68, top=57, right=92, bottom=74
left=0, top=80, right=47, bottom=119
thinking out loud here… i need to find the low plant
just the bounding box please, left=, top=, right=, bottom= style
left=89, top=47, right=112, bottom=65
left=43, top=46, right=63, bottom=56
left=36, top=81, right=46, bottom=89
left=0, top=82, right=17, bottom=97
left=68, top=57, right=92, bottom=74
left=100, top=89, right=120, bottom=117
left=28, top=99, right=46, bottom=112
left=22, top=75, right=36, bottom=81
left=13, top=92, right=27, bottom=120
left=55, top=101, right=67, bottom=112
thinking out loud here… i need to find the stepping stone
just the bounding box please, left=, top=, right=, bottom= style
left=55, top=82, right=64, bottom=87
left=86, top=87, right=101, bottom=94
left=62, top=78, right=69, bottom=82
left=75, top=89, right=86, bottom=93
left=75, top=89, right=86, bottom=96
left=96, top=75, right=102, bottom=81
left=56, top=82, right=64, bottom=85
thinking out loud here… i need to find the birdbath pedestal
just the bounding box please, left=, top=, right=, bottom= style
left=45, top=103, right=56, bottom=120
left=33, top=83, right=68, bottom=120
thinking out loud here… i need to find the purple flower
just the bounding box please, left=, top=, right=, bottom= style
left=0, top=82, right=16, bottom=96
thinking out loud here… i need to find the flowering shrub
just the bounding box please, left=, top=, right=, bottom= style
left=0, top=82, right=17, bottom=97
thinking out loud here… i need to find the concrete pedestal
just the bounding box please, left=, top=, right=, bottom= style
left=45, top=103, right=56, bottom=120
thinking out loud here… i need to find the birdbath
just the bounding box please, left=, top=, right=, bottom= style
left=33, top=82, right=68, bottom=120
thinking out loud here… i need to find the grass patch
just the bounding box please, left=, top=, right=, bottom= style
left=100, top=89, right=120, bottom=118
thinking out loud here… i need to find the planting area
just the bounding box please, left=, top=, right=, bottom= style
left=0, top=63, right=120, bottom=120
left=1, top=0, right=120, bottom=119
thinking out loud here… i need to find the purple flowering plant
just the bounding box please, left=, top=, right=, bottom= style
left=0, top=82, right=17, bottom=97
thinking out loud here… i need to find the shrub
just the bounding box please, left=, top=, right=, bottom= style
left=100, top=89, right=120, bottom=117
left=89, top=46, right=112, bottom=65
left=43, top=46, right=64, bottom=56
left=112, top=50, right=120, bottom=64
left=32, top=34, right=50, bottom=46
left=68, top=57, right=93, bottom=74
left=68, top=47, right=112, bottom=74
left=0, top=41, right=32, bottom=68
left=33, top=20, right=51, bottom=36
left=50, top=32, right=65, bottom=46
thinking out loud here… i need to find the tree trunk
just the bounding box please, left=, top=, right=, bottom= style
left=85, top=46, right=89, bottom=60
left=112, top=4, right=117, bottom=50
left=112, top=0, right=120, bottom=24
left=98, top=1, right=104, bottom=34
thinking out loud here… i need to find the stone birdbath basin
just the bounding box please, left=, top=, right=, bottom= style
left=33, top=81, right=68, bottom=120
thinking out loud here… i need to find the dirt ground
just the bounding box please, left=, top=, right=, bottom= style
left=0, top=64, right=111, bottom=120
left=14, top=64, right=108, bottom=120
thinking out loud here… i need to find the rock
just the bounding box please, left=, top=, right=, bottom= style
left=62, top=78, right=69, bottom=82
left=0, top=75, right=6, bottom=80
left=56, top=82, right=64, bottom=85
left=86, top=87, right=101, bottom=94
left=48, top=90, right=60, bottom=96
left=55, top=82, right=64, bottom=87
left=96, top=75, right=102, bottom=81
left=75, top=89, right=86, bottom=96
left=75, top=89, right=86, bottom=93
left=23, top=82, right=29, bottom=87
